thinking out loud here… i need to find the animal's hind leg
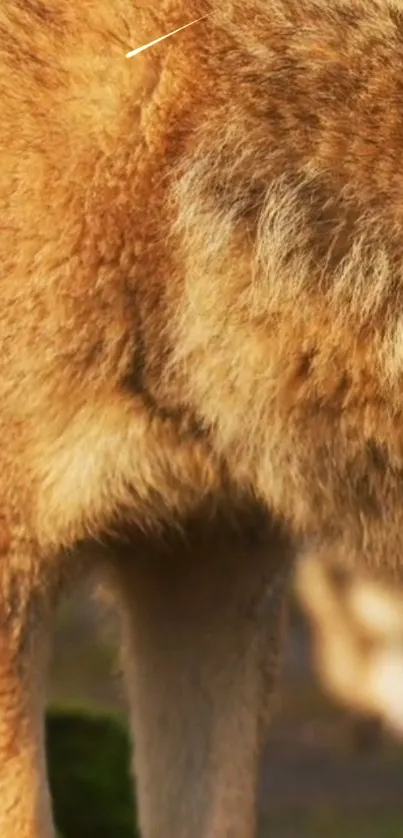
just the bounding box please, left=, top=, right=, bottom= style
left=112, top=509, right=293, bottom=838
left=0, top=527, right=58, bottom=838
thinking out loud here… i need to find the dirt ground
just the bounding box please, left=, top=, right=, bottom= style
left=48, top=580, right=403, bottom=837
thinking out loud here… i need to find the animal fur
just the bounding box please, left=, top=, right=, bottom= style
left=295, top=549, right=403, bottom=734
left=2, top=0, right=403, bottom=835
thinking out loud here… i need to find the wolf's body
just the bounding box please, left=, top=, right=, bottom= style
left=2, top=1, right=403, bottom=835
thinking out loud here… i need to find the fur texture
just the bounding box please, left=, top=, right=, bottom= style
left=2, top=0, right=403, bottom=835
left=295, top=549, right=403, bottom=734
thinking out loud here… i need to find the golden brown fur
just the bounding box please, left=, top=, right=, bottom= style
left=295, top=550, right=403, bottom=734
left=2, top=0, right=403, bottom=835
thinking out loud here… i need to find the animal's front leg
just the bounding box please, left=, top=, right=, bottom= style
left=113, top=512, right=292, bottom=838
left=0, top=537, right=56, bottom=838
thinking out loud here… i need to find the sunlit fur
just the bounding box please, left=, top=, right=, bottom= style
left=2, top=1, right=403, bottom=836
left=295, top=550, right=403, bottom=733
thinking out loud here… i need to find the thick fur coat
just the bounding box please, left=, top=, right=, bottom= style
left=1, top=1, right=403, bottom=836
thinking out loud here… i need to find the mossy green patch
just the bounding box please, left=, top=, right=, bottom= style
left=46, top=707, right=139, bottom=838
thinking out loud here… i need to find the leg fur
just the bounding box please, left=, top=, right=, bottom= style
left=0, top=535, right=58, bottom=838
left=112, top=512, right=292, bottom=838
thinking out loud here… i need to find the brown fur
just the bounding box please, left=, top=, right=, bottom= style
left=295, top=549, right=403, bottom=733
left=2, top=0, right=403, bottom=835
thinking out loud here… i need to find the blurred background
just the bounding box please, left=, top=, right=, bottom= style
left=47, top=559, right=403, bottom=838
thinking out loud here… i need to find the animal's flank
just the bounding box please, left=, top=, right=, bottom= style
left=3, top=1, right=403, bottom=836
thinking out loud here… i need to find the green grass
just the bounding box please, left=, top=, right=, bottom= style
left=46, top=707, right=138, bottom=838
